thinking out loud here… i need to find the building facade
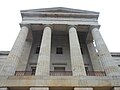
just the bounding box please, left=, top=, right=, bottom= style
left=0, top=7, right=120, bottom=90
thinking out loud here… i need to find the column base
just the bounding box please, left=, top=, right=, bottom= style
left=74, top=88, right=93, bottom=90
left=30, top=87, right=49, bottom=90
left=0, top=88, right=8, bottom=90
left=113, top=87, right=120, bottom=90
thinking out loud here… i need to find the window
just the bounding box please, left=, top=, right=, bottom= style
left=81, top=48, right=83, bottom=54
left=35, top=46, right=40, bottom=54
left=56, top=47, right=63, bottom=54
left=31, top=67, right=36, bottom=75
left=54, top=67, right=65, bottom=71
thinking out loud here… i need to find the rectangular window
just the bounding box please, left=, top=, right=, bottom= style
left=54, top=67, right=65, bottom=71
left=31, top=67, right=36, bottom=75
left=81, top=48, right=83, bottom=54
left=35, top=46, right=40, bottom=54
left=56, top=47, right=63, bottom=54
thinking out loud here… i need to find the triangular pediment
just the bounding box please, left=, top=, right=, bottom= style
left=21, top=7, right=99, bottom=14
left=21, top=7, right=99, bottom=20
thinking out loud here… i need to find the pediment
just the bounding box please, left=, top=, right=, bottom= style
left=21, top=7, right=99, bottom=14
left=21, top=7, right=99, bottom=20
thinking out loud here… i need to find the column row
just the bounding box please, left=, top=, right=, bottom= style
left=35, top=26, right=86, bottom=76
left=5, top=25, right=119, bottom=76
left=1, top=25, right=86, bottom=76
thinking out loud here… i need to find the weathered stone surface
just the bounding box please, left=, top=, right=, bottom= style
left=113, top=87, right=120, bottom=90
left=30, top=87, right=49, bottom=90
left=87, top=42, right=103, bottom=71
left=69, top=27, right=86, bottom=76
left=1, top=26, right=29, bottom=75
left=0, top=88, right=8, bottom=90
left=16, top=40, right=32, bottom=71
left=74, top=88, right=93, bottom=90
left=1, top=76, right=118, bottom=87
left=91, top=27, right=120, bottom=76
left=36, top=26, right=51, bottom=76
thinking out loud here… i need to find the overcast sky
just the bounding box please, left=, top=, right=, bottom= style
left=0, top=0, right=120, bottom=52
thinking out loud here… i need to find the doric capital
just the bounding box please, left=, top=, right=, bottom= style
left=68, top=24, right=77, bottom=30
left=20, top=23, right=31, bottom=29
left=90, top=25, right=101, bottom=30
left=44, top=24, right=53, bottom=29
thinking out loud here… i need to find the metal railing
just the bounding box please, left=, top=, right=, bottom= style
left=15, top=71, right=35, bottom=76
left=50, top=71, right=72, bottom=76
left=87, top=71, right=106, bottom=76
left=15, top=71, right=106, bottom=76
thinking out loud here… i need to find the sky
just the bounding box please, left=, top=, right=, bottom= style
left=0, top=0, right=120, bottom=52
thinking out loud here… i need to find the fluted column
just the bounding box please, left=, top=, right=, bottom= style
left=35, top=26, right=51, bottom=76
left=1, top=26, right=29, bottom=75
left=91, top=27, right=120, bottom=76
left=87, top=41, right=103, bottom=71
left=69, top=26, right=86, bottom=76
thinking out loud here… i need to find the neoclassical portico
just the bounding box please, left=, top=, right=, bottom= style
left=1, top=7, right=120, bottom=90
left=35, top=25, right=86, bottom=76
left=2, top=24, right=120, bottom=77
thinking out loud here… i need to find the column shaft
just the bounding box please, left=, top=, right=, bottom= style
left=36, top=26, right=51, bottom=76
left=91, top=27, right=120, bottom=76
left=87, top=42, right=103, bottom=71
left=16, top=40, right=32, bottom=71
left=69, top=27, right=86, bottom=76
left=1, top=26, right=29, bottom=75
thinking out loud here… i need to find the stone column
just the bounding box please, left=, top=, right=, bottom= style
left=1, top=26, right=29, bottom=75
left=69, top=26, right=86, bottom=76
left=74, top=88, right=93, bottom=90
left=35, top=26, right=51, bottom=76
left=16, top=39, right=32, bottom=71
left=87, top=41, right=103, bottom=71
left=30, top=87, right=49, bottom=90
left=91, top=27, right=120, bottom=76
left=113, top=87, right=120, bottom=90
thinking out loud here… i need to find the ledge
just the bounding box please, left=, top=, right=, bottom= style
left=0, top=76, right=120, bottom=87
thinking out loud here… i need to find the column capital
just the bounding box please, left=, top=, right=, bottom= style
left=68, top=25, right=77, bottom=30
left=20, top=23, right=31, bottom=29
left=44, top=24, right=53, bottom=29
left=90, top=25, right=100, bottom=30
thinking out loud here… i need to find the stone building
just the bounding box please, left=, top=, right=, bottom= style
left=0, top=7, right=120, bottom=90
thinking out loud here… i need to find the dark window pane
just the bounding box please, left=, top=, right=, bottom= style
left=56, top=47, right=63, bottom=54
